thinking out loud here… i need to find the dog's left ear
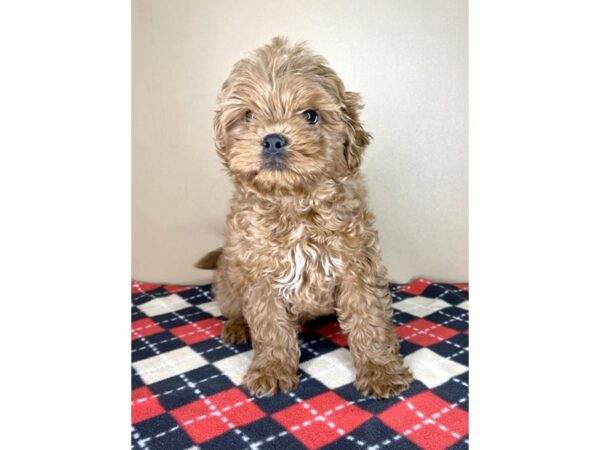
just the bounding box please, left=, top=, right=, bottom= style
left=341, top=91, right=371, bottom=173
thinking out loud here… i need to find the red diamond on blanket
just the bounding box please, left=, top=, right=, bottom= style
left=132, top=386, right=165, bottom=424
left=170, top=318, right=223, bottom=345
left=170, top=387, right=265, bottom=444
left=400, top=279, right=431, bottom=295
left=164, top=284, right=194, bottom=294
left=272, top=392, right=371, bottom=449
left=313, top=321, right=348, bottom=346
left=395, top=318, right=460, bottom=346
left=131, top=281, right=161, bottom=294
left=131, top=318, right=165, bottom=340
left=378, top=391, right=468, bottom=450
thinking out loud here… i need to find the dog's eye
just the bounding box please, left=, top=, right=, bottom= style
left=245, top=111, right=254, bottom=122
left=303, top=110, right=319, bottom=125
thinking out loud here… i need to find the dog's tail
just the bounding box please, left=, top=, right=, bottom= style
left=194, top=247, right=223, bottom=270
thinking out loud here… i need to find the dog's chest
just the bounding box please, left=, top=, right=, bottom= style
left=276, top=241, right=342, bottom=299
left=232, top=198, right=351, bottom=311
left=270, top=224, right=344, bottom=304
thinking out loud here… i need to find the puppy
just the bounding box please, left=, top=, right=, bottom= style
left=198, top=37, right=412, bottom=398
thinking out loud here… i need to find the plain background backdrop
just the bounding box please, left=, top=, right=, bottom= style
left=132, top=0, right=468, bottom=284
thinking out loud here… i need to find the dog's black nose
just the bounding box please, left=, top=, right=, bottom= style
left=262, top=134, right=288, bottom=155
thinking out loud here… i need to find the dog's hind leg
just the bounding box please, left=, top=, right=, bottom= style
left=221, top=317, right=251, bottom=345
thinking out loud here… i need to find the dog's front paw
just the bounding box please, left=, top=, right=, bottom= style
left=221, top=319, right=251, bottom=345
left=243, top=364, right=299, bottom=397
left=355, top=359, right=413, bottom=399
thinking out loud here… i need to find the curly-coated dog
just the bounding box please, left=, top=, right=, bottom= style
left=197, top=37, right=412, bottom=398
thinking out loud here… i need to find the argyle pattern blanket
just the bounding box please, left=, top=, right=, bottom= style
left=131, top=279, right=469, bottom=450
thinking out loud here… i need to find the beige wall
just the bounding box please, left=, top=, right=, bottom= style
left=132, top=0, right=468, bottom=284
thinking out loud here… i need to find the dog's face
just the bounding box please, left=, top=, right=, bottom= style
left=214, top=37, right=370, bottom=194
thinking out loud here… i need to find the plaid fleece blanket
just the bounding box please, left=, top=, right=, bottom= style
left=131, top=279, right=469, bottom=449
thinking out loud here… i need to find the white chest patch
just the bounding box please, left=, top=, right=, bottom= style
left=274, top=242, right=344, bottom=302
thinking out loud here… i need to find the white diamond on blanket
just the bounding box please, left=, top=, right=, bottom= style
left=392, top=296, right=451, bottom=317
left=213, top=350, right=254, bottom=385
left=404, top=347, right=467, bottom=388
left=196, top=300, right=223, bottom=317
left=299, top=347, right=356, bottom=389
left=137, top=294, right=192, bottom=317
left=132, top=346, right=208, bottom=385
